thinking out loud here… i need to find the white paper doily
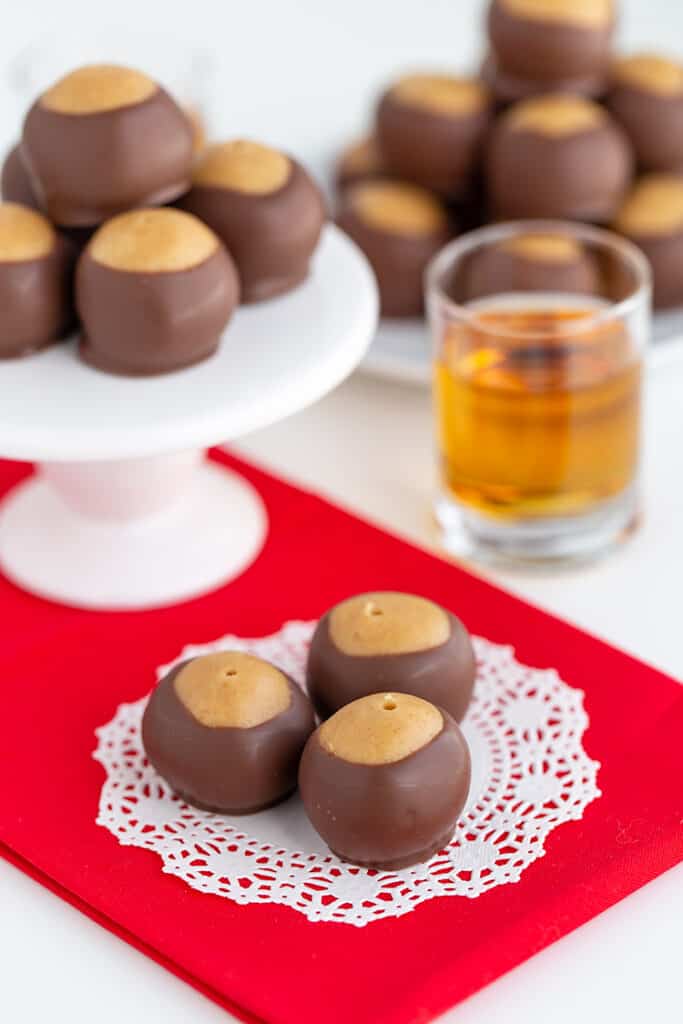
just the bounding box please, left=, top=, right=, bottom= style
left=93, top=621, right=601, bottom=927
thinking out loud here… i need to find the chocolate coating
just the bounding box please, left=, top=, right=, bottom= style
left=142, top=657, right=316, bottom=814
left=481, top=52, right=607, bottom=105
left=0, top=204, right=76, bottom=358
left=1, top=145, right=40, bottom=210
left=299, top=698, right=471, bottom=869
left=375, top=75, right=491, bottom=196
left=180, top=150, right=326, bottom=302
left=613, top=174, right=683, bottom=308
left=76, top=211, right=239, bottom=376
left=334, top=136, right=388, bottom=191
left=306, top=594, right=476, bottom=722
left=22, top=69, right=193, bottom=226
left=486, top=97, right=633, bottom=221
left=337, top=181, right=453, bottom=318
left=607, top=55, right=683, bottom=171
left=488, top=0, right=615, bottom=83
left=463, top=234, right=600, bottom=302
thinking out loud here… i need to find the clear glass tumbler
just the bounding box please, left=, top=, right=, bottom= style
left=426, top=220, right=651, bottom=566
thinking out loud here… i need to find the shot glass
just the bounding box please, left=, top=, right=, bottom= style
left=426, top=220, right=651, bottom=566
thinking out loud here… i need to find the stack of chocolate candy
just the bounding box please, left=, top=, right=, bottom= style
left=143, top=591, right=475, bottom=870
left=0, top=64, right=326, bottom=372
left=334, top=0, right=683, bottom=313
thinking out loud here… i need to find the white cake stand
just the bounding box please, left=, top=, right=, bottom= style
left=0, top=225, right=378, bottom=611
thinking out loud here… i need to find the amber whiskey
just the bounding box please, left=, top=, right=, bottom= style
left=434, top=300, right=642, bottom=522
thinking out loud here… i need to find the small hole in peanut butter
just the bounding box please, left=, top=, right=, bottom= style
left=225, top=669, right=238, bottom=677
left=364, top=601, right=383, bottom=617
left=383, top=696, right=397, bottom=711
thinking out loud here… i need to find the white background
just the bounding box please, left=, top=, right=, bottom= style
left=1, top=2, right=682, bottom=1023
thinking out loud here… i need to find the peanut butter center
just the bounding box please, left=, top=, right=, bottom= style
left=614, top=54, right=683, bottom=97
left=319, top=692, right=443, bottom=765
left=391, top=74, right=488, bottom=116
left=89, top=208, right=218, bottom=272
left=614, top=175, right=683, bottom=236
left=329, top=591, right=451, bottom=656
left=502, top=233, right=583, bottom=262
left=352, top=182, right=448, bottom=236
left=500, top=0, right=612, bottom=29
left=0, top=202, right=55, bottom=261
left=174, top=652, right=291, bottom=729
left=192, top=140, right=291, bottom=194
left=40, top=64, right=157, bottom=114
left=507, top=95, right=605, bottom=136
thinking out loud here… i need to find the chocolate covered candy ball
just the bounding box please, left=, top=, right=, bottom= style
left=375, top=74, right=491, bottom=196
left=334, top=136, right=388, bottom=191
left=607, top=54, right=683, bottom=172
left=299, top=692, right=471, bottom=869
left=1, top=144, right=40, bottom=210
left=0, top=202, right=75, bottom=358
left=464, top=232, right=600, bottom=302
left=337, top=181, right=453, bottom=317
left=22, top=64, right=194, bottom=227
left=613, top=174, right=683, bottom=308
left=76, top=207, right=239, bottom=375
left=486, top=94, right=633, bottom=221
left=179, top=140, right=326, bottom=302
left=306, top=591, right=476, bottom=722
left=142, top=651, right=315, bottom=814
left=487, top=0, right=615, bottom=85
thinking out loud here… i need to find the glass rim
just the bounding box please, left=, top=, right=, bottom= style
left=425, top=219, right=652, bottom=341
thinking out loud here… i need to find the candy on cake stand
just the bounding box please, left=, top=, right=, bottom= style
left=0, top=225, right=378, bottom=610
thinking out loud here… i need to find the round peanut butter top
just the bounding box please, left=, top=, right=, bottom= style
left=40, top=64, right=157, bottom=114
left=351, top=181, right=449, bottom=236
left=319, top=692, right=443, bottom=765
left=502, top=233, right=584, bottom=262
left=329, top=591, right=451, bottom=656
left=0, top=202, right=56, bottom=261
left=613, top=54, right=683, bottom=97
left=391, top=74, right=488, bottom=116
left=507, top=94, right=606, bottom=136
left=192, top=140, right=291, bottom=194
left=174, top=652, right=291, bottom=729
left=614, top=175, right=683, bottom=236
left=89, top=208, right=219, bottom=272
left=499, top=0, right=612, bottom=30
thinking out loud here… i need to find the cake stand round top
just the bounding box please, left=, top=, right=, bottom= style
left=0, top=224, right=378, bottom=463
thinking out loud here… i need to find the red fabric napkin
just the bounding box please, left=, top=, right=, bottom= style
left=0, top=449, right=681, bottom=1024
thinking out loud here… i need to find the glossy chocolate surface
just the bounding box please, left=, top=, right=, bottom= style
left=299, top=707, right=471, bottom=869
left=1, top=144, right=40, bottom=210
left=22, top=86, right=193, bottom=226
left=481, top=52, right=607, bottom=105
left=607, top=81, right=683, bottom=172
left=463, top=237, right=600, bottom=301
left=142, top=659, right=316, bottom=814
left=76, top=244, right=239, bottom=376
left=180, top=159, right=326, bottom=303
left=337, top=186, right=453, bottom=318
left=487, top=0, right=615, bottom=83
left=0, top=234, right=76, bottom=358
left=376, top=87, right=490, bottom=197
left=306, top=606, right=476, bottom=722
left=486, top=113, right=633, bottom=221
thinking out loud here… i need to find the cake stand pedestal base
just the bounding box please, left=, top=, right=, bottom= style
left=0, top=452, right=267, bottom=610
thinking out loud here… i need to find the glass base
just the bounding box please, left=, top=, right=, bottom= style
left=435, top=483, right=639, bottom=570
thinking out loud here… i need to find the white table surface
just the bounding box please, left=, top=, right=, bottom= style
left=2, top=1, right=682, bottom=1021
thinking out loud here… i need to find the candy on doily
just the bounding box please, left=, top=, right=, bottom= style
left=93, top=621, right=601, bottom=927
